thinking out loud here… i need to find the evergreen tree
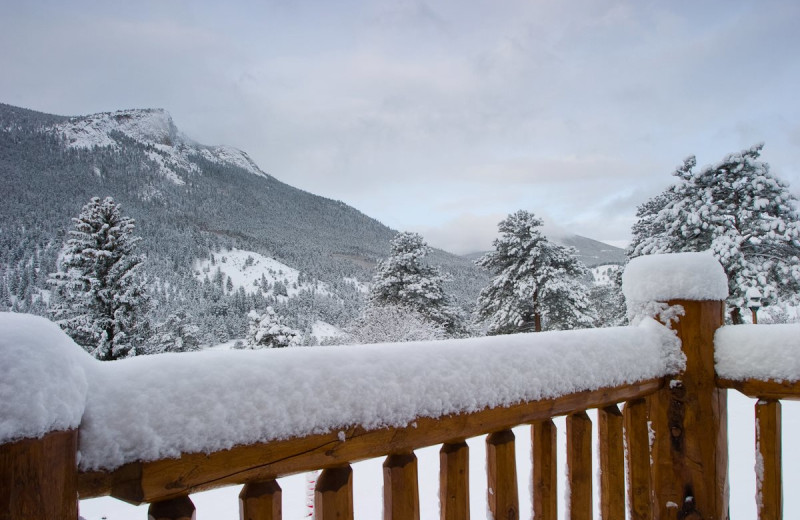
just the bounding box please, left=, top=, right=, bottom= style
left=628, top=144, right=800, bottom=323
left=370, top=231, right=464, bottom=336
left=244, top=307, right=301, bottom=348
left=147, top=311, right=202, bottom=353
left=49, top=197, right=149, bottom=360
left=474, top=210, right=594, bottom=334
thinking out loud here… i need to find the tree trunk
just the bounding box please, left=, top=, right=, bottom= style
left=729, top=307, right=743, bottom=325
left=534, top=312, right=542, bottom=332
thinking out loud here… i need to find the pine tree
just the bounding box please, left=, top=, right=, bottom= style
left=147, top=311, right=202, bottom=354
left=474, top=210, right=594, bottom=334
left=370, top=231, right=464, bottom=336
left=245, top=307, right=301, bottom=348
left=49, top=197, right=150, bottom=360
left=628, top=144, right=800, bottom=323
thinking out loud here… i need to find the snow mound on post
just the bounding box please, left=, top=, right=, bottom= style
left=622, top=252, right=728, bottom=303
left=0, top=313, right=94, bottom=443
left=715, top=324, right=800, bottom=382
left=77, top=319, right=681, bottom=471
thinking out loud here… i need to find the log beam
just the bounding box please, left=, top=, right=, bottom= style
left=598, top=405, right=624, bottom=520
left=384, top=453, right=420, bottom=520
left=314, top=465, right=353, bottom=520
left=439, top=442, right=469, bottom=520
left=486, top=430, right=519, bottom=520
left=567, top=412, right=592, bottom=520
left=0, top=429, right=78, bottom=520
left=239, top=480, right=281, bottom=520
left=531, top=420, right=557, bottom=520
left=756, top=400, right=781, bottom=520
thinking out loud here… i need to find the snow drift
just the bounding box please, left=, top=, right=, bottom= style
left=0, top=311, right=680, bottom=471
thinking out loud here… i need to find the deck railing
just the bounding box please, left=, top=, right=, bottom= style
left=2, top=256, right=799, bottom=520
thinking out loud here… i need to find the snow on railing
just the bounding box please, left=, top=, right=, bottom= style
left=2, top=313, right=680, bottom=472
left=716, top=324, right=800, bottom=383
left=2, top=252, right=796, bottom=520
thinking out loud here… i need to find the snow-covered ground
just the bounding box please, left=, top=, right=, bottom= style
left=590, top=264, right=621, bottom=286
left=78, top=392, right=800, bottom=520
left=194, top=248, right=331, bottom=298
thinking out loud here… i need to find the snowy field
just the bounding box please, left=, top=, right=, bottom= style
left=194, top=248, right=332, bottom=298
left=78, top=392, right=800, bottom=520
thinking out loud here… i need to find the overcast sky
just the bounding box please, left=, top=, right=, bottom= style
left=2, top=0, right=799, bottom=253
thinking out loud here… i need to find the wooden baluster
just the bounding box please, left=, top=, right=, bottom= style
left=384, top=452, right=420, bottom=520
left=148, top=495, right=195, bottom=520
left=598, top=405, right=624, bottom=520
left=567, top=411, right=592, bottom=520
left=531, top=420, right=557, bottom=520
left=624, top=398, right=651, bottom=520
left=486, top=429, right=519, bottom=520
left=240, top=480, right=282, bottom=520
left=0, top=429, right=78, bottom=520
left=440, top=441, right=469, bottom=520
left=314, top=465, right=353, bottom=520
left=756, top=399, right=782, bottom=520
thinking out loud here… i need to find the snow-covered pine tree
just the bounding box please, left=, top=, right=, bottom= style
left=245, top=307, right=301, bottom=348
left=147, top=311, right=202, bottom=354
left=369, top=231, right=465, bottom=336
left=628, top=144, right=800, bottom=323
left=49, top=196, right=149, bottom=360
left=474, top=210, right=594, bottom=334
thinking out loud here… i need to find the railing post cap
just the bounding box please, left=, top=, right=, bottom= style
left=0, top=313, right=92, bottom=443
left=622, top=252, right=728, bottom=303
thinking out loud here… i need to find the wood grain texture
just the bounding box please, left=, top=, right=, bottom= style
left=148, top=495, right=195, bottom=520
left=649, top=300, right=728, bottom=520
left=624, top=398, right=651, bottom=520
left=239, top=480, right=282, bottom=520
left=0, top=429, right=78, bottom=520
left=598, top=405, right=624, bottom=520
left=384, top=453, right=420, bottom=520
left=78, top=379, right=663, bottom=503
left=486, top=430, right=518, bottom=520
left=531, top=420, right=557, bottom=520
left=567, top=411, right=592, bottom=520
left=439, top=442, right=469, bottom=520
left=756, top=400, right=782, bottom=520
left=314, top=466, right=353, bottom=520
left=717, top=378, right=800, bottom=401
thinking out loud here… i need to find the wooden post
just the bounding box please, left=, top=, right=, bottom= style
left=531, top=420, right=557, bottom=520
left=314, top=465, right=353, bottom=520
left=756, top=400, right=781, bottom=520
left=649, top=300, right=728, bottom=520
left=0, top=429, right=78, bottom=520
left=384, top=452, right=420, bottom=520
left=624, top=398, right=652, bottom=520
left=440, top=442, right=469, bottom=520
left=598, top=405, right=625, bottom=520
left=148, top=495, right=196, bottom=520
left=486, top=430, right=519, bottom=520
left=240, top=480, right=282, bottom=520
left=567, top=411, right=592, bottom=520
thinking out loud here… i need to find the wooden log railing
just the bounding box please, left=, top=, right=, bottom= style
left=3, top=297, right=799, bottom=520
left=715, top=377, right=800, bottom=520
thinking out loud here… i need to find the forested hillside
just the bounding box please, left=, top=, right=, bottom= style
left=0, top=103, right=486, bottom=344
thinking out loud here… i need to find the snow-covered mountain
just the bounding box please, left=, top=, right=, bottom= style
left=463, top=234, right=626, bottom=268
left=54, top=108, right=267, bottom=184
left=0, top=102, right=485, bottom=342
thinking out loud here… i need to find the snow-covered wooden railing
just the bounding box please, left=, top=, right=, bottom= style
left=1, top=252, right=798, bottom=520
left=715, top=324, right=800, bottom=520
